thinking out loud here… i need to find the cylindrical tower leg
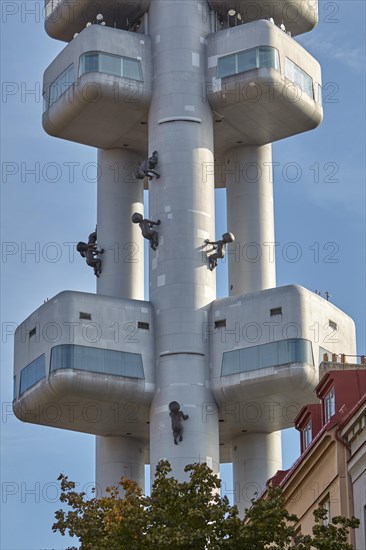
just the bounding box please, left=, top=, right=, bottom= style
left=233, top=431, right=282, bottom=516
left=226, top=145, right=276, bottom=296
left=227, top=146, right=282, bottom=515
left=96, top=149, right=146, bottom=492
left=97, top=148, right=144, bottom=300
left=96, top=436, right=145, bottom=494
left=147, top=0, right=219, bottom=482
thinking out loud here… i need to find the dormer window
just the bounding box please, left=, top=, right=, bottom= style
left=324, top=386, right=335, bottom=423
left=303, top=419, right=312, bottom=449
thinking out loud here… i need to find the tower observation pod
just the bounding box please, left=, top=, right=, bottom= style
left=13, top=0, right=358, bottom=516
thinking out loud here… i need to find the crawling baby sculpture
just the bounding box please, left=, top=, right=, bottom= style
left=168, top=401, right=189, bottom=445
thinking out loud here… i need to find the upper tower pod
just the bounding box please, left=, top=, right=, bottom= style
left=45, top=0, right=150, bottom=42
left=208, top=0, right=318, bottom=36
left=42, top=25, right=152, bottom=151
left=207, top=19, right=323, bottom=154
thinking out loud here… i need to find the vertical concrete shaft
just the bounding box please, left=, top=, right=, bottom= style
left=148, top=0, right=220, bottom=481
left=232, top=432, right=282, bottom=516
left=226, top=145, right=276, bottom=296
left=96, top=149, right=144, bottom=300
left=96, top=436, right=145, bottom=494
left=226, top=146, right=281, bottom=515
left=96, top=149, right=145, bottom=492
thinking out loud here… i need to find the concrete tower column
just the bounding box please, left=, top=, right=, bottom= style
left=147, top=0, right=220, bottom=482
left=96, top=436, right=145, bottom=494
left=226, top=145, right=281, bottom=516
left=233, top=432, right=282, bottom=516
left=226, top=145, right=276, bottom=296
left=96, top=149, right=145, bottom=492
left=96, top=149, right=144, bottom=300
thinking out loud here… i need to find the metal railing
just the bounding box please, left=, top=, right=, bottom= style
left=321, top=353, right=366, bottom=365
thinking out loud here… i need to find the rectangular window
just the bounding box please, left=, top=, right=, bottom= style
left=322, top=498, right=330, bottom=526
left=221, top=338, right=314, bottom=376
left=13, top=375, right=16, bottom=401
left=270, top=307, right=282, bottom=316
left=324, top=386, right=335, bottom=422
left=79, top=312, right=92, bottom=320
left=50, top=344, right=144, bottom=379
left=217, top=46, right=280, bottom=79
left=215, top=320, right=226, bottom=329
left=100, top=53, right=121, bottom=77
left=19, top=355, right=46, bottom=396
left=49, top=64, right=74, bottom=107
left=79, top=52, right=143, bottom=82
left=123, top=57, right=143, bottom=81
left=138, top=322, right=150, bottom=330
left=303, top=419, right=312, bottom=449
left=258, top=46, right=280, bottom=70
left=237, top=49, right=257, bottom=73
left=82, top=53, right=99, bottom=74
left=317, top=83, right=323, bottom=106
left=217, top=55, right=237, bottom=79
left=285, top=58, right=314, bottom=100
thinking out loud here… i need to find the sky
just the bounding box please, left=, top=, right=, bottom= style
left=1, top=1, right=365, bottom=548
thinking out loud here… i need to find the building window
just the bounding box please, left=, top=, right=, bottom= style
left=79, top=52, right=143, bottom=82
left=321, top=498, right=331, bottom=526
left=217, top=46, right=280, bottom=79
left=317, top=83, right=323, bottom=105
left=303, top=419, right=312, bottom=449
left=79, top=312, right=92, bottom=320
left=13, top=375, right=16, bottom=401
left=328, top=320, right=338, bottom=331
left=19, top=354, right=46, bottom=396
left=221, top=338, right=314, bottom=376
left=50, top=344, right=144, bottom=379
left=48, top=64, right=75, bottom=108
left=285, top=58, right=314, bottom=100
left=324, top=386, right=335, bottom=423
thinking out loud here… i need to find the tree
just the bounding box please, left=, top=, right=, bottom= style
left=53, top=460, right=359, bottom=549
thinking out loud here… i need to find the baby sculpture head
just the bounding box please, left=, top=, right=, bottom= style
left=131, top=212, right=144, bottom=224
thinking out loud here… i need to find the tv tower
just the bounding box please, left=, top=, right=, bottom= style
left=13, top=0, right=358, bottom=515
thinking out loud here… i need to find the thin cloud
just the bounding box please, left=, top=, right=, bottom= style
left=301, top=35, right=365, bottom=72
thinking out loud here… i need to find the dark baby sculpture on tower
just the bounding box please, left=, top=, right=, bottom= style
left=134, top=151, right=160, bottom=181
left=132, top=213, right=161, bottom=250
left=169, top=401, right=189, bottom=445
left=76, top=229, right=104, bottom=277
left=204, top=232, right=235, bottom=271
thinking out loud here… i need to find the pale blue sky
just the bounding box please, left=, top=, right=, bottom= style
left=1, top=1, right=365, bottom=548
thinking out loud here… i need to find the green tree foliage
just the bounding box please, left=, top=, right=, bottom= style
left=53, top=460, right=359, bottom=549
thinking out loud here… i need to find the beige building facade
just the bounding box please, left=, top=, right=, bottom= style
left=268, top=365, right=366, bottom=547
left=341, top=399, right=366, bottom=550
